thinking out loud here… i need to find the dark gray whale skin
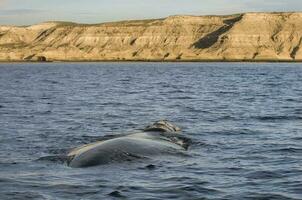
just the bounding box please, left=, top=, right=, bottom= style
left=67, top=121, right=190, bottom=168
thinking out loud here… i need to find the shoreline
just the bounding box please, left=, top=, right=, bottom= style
left=0, top=59, right=302, bottom=63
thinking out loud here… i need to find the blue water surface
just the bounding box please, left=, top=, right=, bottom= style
left=0, top=62, right=301, bottom=199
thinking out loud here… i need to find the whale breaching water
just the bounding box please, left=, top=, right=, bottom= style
left=66, top=120, right=191, bottom=168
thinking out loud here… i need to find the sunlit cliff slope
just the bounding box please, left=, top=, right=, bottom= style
left=0, top=12, right=301, bottom=61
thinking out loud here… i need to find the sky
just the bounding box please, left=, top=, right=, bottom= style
left=0, top=0, right=301, bottom=25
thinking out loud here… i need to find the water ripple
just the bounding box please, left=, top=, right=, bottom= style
left=0, top=62, right=301, bottom=199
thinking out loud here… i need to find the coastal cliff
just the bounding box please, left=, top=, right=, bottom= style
left=0, top=12, right=302, bottom=62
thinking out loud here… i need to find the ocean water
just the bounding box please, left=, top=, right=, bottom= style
left=0, top=62, right=301, bottom=200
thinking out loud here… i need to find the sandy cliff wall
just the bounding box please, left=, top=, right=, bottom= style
left=0, top=12, right=301, bottom=61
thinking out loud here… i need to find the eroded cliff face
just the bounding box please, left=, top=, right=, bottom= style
left=0, top=12, right=301, bottom=61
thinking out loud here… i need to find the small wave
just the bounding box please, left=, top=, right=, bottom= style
left=252, top=115, right=302, bottom=121
left=154, top=184, right=222, bottom=196
left=285, top=98, right=300, bottom=102
left=273, top=147, right=302, bottom=153
left=101, top=102, right=124, bottom=106
left=215, top=115, right=237, bottom=121
left=47, top=148, right=69, bottom=155
left=67, top=125, right=82, bottom=131
left=182, top=106, right=209, bottom=113
left=190, top=141, right=219, bottom=150
left=206, top=129, right=261, bottom=136
left=286, top=181, right=302, bottom=194
left=237, top=192, right=299, bottom=200
left=43, top=79, right=60, bottom=84
left=40, top=96, right=52, bottom=100
left=182, top=185, right=220, bottom=193
left=34, top=110, right=52, bottom=115
left=144, top=164, right=156, bottom=170
left=47, top=183, right=92, bottom=190
left=163, top=177, right=209, bottom=186
left=0, top=192, right=46, bottom=200
left=264, top=82, right=282, bottom=87
left=175, top=96, right=195, bottom=100
left=293, top=108, right=302, bottom=114
left=0, top=178, right=13, bottom=183
left=245, top=170, right=284, bottom=179
left=108, top=191, right=126, bottom=198
left=118, top=78, right=130, bottom=82
left=0, top=161, right=18, bottom=166
left=213, top=91, right=239, bottom=95
left=36, top=155, right=67, bottom=164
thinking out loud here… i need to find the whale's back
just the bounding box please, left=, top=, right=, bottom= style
left=68, top=134, right=185, bottom=168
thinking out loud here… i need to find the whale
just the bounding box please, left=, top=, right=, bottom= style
left=66, top=120, right=190, bottom=168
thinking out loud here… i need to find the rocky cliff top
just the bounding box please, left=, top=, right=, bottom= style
left=0, top=12, right=301, bottom=61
